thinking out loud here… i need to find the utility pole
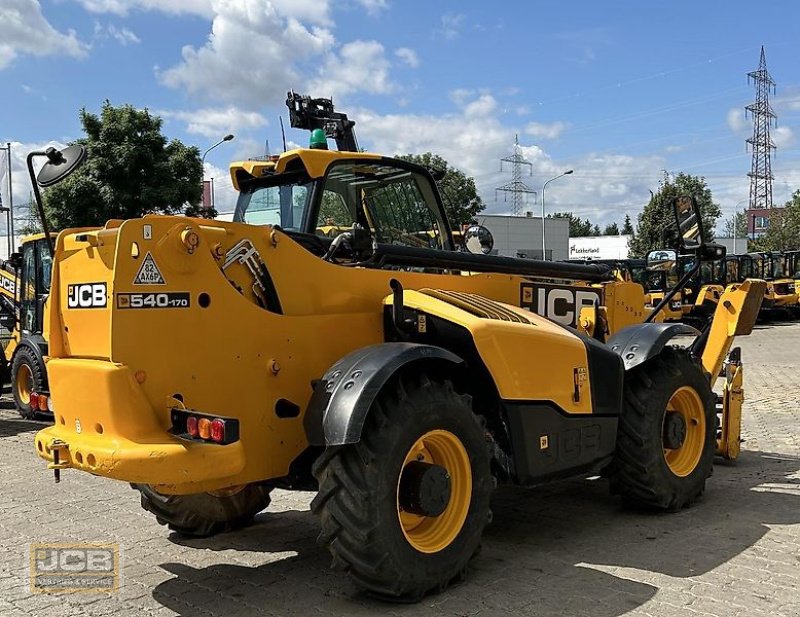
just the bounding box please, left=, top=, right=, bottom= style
left=0, top=142, right=13, bottom=256
left=746, top=46, right=776, bottom=211
left=496, top=134, right=535, bottom=217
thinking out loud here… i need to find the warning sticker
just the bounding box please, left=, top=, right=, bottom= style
left=133, top=252, right=166, bottom=285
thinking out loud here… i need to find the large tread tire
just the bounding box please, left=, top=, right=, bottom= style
left=311, top=373, right=493, bottom=602
left=132, top=483, right=272, bottom=537
left=610, top=347, right=715, bottom=511
left=11, top=346, right=47, bottom=420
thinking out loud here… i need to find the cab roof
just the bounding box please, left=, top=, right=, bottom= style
left=229, top=148, right=382, bottom=191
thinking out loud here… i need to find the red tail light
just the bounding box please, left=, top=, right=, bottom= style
left=38, top=395, right=49, bottom=412
left=30, top=392, right=39, bottom=410
left=210, top=419, right=225, bottom=443
left=186, top=415, right=199, bottom=437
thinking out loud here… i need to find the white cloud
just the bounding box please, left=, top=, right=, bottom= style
left=356, top=0, right=388, bottom=15
left=94, top=22, right=141, bottom=46
left=773, top=125, right=794, bottom=148
left=159, top=106, right=268, bottom=139
left=74, top=0, right=214, bottom=17
left=158, top=0, right=336, bottom=107
left=308, top=40, right=394, bottom=100
left=727, top=108, right=747, bottom=133
left=438, top=13, right=464, bottom=40
left=464, top=94, right=497, bottom=117
left=395, top=47, right=419, bottom=68
left=351, top=92, right=666, bottom=229
left=525, top=121, right=569, bottom=140
left=0, top=0, right=88, bottom=70
left=108, top=25, right=140, bottom=45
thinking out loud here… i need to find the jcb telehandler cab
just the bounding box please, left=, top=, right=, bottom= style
left=36, top=94, right=763, bottom=601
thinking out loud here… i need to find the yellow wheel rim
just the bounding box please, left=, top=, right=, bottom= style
left=397, top=429, right=472, bottom=554
left=663, top=386, right=705, bottom=477
left=16, top=363, right=32, bottom=406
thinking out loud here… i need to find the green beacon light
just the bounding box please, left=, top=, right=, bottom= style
left=309, top=128, right=328, bottom=150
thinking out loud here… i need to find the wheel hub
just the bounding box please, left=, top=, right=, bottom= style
left=398, top=461, right=451, bottom=517
left=663, top=410, right=687, bottom=450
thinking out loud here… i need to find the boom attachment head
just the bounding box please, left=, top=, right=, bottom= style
left=286, top=91, right=359, bottom=152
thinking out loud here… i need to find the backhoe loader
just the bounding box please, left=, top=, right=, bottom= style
left=0, top=146, right=86, bottom=418
left=36, top=93, right=763, bottom=601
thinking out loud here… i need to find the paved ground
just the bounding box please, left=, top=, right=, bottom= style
left=0, top=324, right=798, bottom=616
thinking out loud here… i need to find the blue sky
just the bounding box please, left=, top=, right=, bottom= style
left=2, top=0, right=800, bottom=232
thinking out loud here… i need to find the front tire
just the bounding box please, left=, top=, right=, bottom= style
left=133, top=483, right=272, bottom=537
left=610, top=347, right=715, bottom=510
left=11, top=346, right=47, bottom=420
left=311, top=373, right=493, bottom=601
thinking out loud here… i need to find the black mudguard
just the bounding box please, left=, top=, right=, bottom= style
left=304, top=342, right=464, bottom=446
left=607, top=322, right=700, bottom=371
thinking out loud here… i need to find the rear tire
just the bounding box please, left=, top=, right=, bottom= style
left=133, top=483, right=272, bottom=537
left=610, top=347, right=715, bottom=510
left=11, top=346, right=47, bottom=420
left=311, top=373, right=493, bottom=602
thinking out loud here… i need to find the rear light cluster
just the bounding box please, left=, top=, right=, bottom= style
left=29, top=392, right=51, bottom=414
left=170, top=408, right=239, bottom=445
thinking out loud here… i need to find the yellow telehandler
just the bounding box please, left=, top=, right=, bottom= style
left=36, top=93, right=763, bottom=601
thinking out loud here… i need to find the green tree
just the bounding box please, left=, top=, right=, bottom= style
left=591, top=224, right=601, bottom=236
left=603, top=222, right=620, bottom=235
left=43, top=101, right=205, bottom=229
left=751, top=191, right=800, bottom=251
left=396, top=152, right=484, bottom=227
left=548, top=212, right=594, bottom=237
left=722, top=210, right=747, bottom=238
left=621, top=214, right=634, bottom=235
left=628, top=173, right=721, bottom=257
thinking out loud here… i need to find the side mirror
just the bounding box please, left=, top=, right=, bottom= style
left=672, top=195, right=703, bottom=250
left=647, top=249, right=676, bottom=272
left=464, top=225, right=494, bottom=255
left=7, top=252, right=22, bottom=270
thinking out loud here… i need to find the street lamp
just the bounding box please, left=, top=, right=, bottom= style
left=732, top=198, right=748, bottom=254
left=541, top=170, right=573, bottom=260
left=201, top=133, right=234, bottom=168
left=201, top=134, right=234, bottom=211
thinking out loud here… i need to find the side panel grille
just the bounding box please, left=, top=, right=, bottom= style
left=420, top=289, right=531, bottom=324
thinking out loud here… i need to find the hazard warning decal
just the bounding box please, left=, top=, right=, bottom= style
left=133, top=252, right=166, bottom=285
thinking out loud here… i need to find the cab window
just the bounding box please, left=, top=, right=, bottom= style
left=233, top=173, right=312, bottom=230
left=316, top=162, right=448, bottom=250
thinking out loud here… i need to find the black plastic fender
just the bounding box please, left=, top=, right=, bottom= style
left=304, top=343, right=464, bottom=446
left=607, top=322, right=700, bottom=371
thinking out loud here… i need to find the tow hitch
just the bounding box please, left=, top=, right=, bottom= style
left=48, top=440, right=69, bottom=483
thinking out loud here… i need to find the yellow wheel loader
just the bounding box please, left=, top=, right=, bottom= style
left=36, top=94, right=763, bottom=601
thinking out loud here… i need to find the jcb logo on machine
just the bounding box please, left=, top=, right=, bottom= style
left=133, top=252, right=166, bottom=285
left=0, top=275, right=15, bottom=295
left=67, top=283, right=107, bottom=309
left=520, top=282, right=600, bottom=327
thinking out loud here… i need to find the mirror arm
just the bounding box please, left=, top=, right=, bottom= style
left=644, top=255, right=702, bottom=324
left=26, top=151, right=55, bottom=257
